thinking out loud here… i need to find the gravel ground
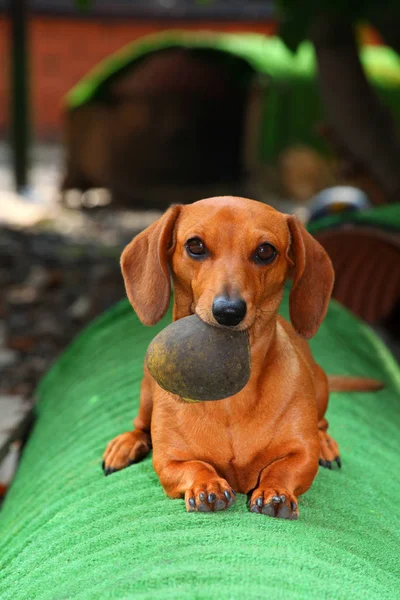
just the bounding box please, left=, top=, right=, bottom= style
left=0, top=141, right=166, bottom=494
left=0, top=203, right=168, bottom=497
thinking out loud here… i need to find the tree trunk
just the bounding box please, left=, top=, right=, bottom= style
left=310, top=16, right=400, bottom=203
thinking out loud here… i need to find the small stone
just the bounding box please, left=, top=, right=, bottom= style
left=6, top=286, right=38, bottom=305
left=69, top=296, right=92, bottom=320
left=28, top=357, right=49, bottom=375
left=25, top=265, right=49, bottom=290
left=0, top=349, right=18, bottom=368
left=34, top=315, right=61, bottom=338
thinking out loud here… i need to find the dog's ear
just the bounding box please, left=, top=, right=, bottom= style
left=121, top=205, right=181, bottom=325
left=286, top=215, right=334, bottom=339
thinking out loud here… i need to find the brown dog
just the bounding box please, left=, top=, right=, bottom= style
left=103, top=196, right=381, bottom=519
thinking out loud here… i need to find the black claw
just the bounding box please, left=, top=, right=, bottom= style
left=208, top=493, right=216, bottom=503
left=104, top=467, right=116, bottom=477
left=262, top=503, right=275, bottom=517
left=231, top=489, right=237, bottom=496
left=224, top=490, right=232, bottom=502
left=188, top=497, right=196, bottom=508
left=335, top=456, right=342, bottom=469
left=325, top=461, right=332, bottom=470
left=101, top=460, right=105, bottom=471
left=280, top=494, right=286, bottom=503
left=199, top=492, right=206, bottom=502
left=256, top=496, right=264, bottom=507
left=291, top=501, right=297, bottom=511
left=272, top=496, right=281, bottom=503
left=319, top=458, right=326, bottom=467
left=278, top=504, right=291, bottom=519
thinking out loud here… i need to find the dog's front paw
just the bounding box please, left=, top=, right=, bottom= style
left=185, top=478, right=236, bottom=513
left=102, top=430, right=151, bottom=476
left=248, top=488, right=299, bottom=520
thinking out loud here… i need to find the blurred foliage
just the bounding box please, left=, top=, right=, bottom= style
left=74, top=0, right=92, bottom=9
left=277, top=0, right=400, bottom=51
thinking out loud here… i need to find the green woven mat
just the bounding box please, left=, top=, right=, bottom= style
left=1, top=291, right=399, bottom=600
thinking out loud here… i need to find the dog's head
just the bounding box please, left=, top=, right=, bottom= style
left=121, top=197, right=334, bottom=339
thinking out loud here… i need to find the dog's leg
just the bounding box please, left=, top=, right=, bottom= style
left=155, top=459, right=236, bottom=513
left=248, top=445, right=318, bottom=519
left=102, top=365, right=153, bottom=475
left=314, top=364, right=341, bottom=469
left=317, top=418, right=341, bottom=470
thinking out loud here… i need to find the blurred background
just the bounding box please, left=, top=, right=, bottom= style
left=1, top=0, right=399, bottom=497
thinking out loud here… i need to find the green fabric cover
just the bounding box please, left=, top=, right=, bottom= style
left=308, top=204, right=400, bottom=235
left=65, top=32, right=400, bottom=162
left=1, top=291, right=399, bottom=600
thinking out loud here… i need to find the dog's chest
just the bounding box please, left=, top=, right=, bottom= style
left=175, top=395, right=276, bottom=485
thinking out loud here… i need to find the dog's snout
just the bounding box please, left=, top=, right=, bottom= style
left=212, top=295, right=247, bottom=327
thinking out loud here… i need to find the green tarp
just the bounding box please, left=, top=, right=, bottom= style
left=1, top=289, right=399, bottom=599
left=66, top=31, right=400, bottom=161
left=308, top=203, right=400, bottom=234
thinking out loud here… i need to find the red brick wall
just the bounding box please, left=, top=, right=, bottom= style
left=0, top=16, right=276, bottom=140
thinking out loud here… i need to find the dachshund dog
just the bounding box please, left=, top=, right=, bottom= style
left=103, top=196, right=381, bottom=519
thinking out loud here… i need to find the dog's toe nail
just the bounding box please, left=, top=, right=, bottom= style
left=280, top=494, right=286, bottom=503
left=262, top=503, right=275, bottom=517
left=231, top=489, right=237, bottom=496
left=256, top=496, right=263, bottom=507
left=188, top=497, right=196, bottom=508
left=335, top=456, right=342, bottom=469
left=101, top=460, right=105, bottom=470
left=208, top=493, right=216, bottom=503
left=224, top=490, right=232, bottom=502
left=278, top=504, right=291, bottom=519
left=199, top=492, right=206, bottom=502
left=326, top=461, right=332, bottom=470
left=250, top=504, right=261, bottom=514
left=291, top=501, right=297, bottom=511
left=105, top=467, right=116, bottom=476
left=272, top=496, right=281, bottom=504
left=319, top=459, right=325, bottom=467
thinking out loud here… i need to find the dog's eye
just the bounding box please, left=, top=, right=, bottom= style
left=254, top=243, right=277, bottom=264
left=185, top=237, right=207, bottom=258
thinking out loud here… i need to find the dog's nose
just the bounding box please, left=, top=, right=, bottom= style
left=212, top=295, right=247, bottom=327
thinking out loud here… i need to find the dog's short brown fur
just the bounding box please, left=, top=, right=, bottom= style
left=103, top=196, right=380, bottom=519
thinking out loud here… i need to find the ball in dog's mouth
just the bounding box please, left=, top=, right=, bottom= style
left=145, top=314, right=251, bottom=402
